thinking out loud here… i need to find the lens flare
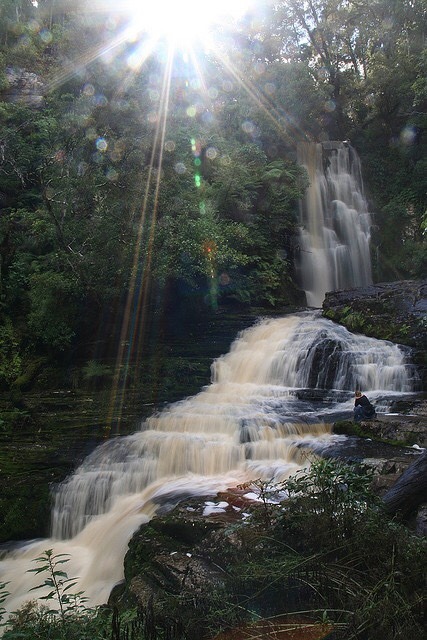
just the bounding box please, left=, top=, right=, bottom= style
left=119, top=0, right=252, bottom=48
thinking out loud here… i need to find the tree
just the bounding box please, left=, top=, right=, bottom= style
left=382, top=450, right=427, bottom=520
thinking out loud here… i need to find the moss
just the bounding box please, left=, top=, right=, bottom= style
left=124, top=514, right=222, bottom=582
left=332, top=420, right=361, bottom=436
left=333, top=420, right=418, bottom=447
left=12, top=358, right=48, bottom=391
left=0, top=481, right=51, bottom=541
left=154, top=515, right=221, bottom=545
left=0, top=407, right=34, bottom=433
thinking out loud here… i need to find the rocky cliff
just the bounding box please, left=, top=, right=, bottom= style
left=1, top=67, right=45, bottom=107
left=322, top=279, right=426, bottom=385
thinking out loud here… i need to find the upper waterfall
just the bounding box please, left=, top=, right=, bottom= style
left=296, top=142, right=373, bottom=307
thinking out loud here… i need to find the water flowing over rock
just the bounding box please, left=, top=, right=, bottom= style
left=323, top=279, right=427, bottom=385
left=296, top=142, right=373, bottom=307
left=0, top=311, right=419, bottom=619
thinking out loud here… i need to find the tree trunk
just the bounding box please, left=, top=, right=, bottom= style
left=382, top=451, right=427, bottom=519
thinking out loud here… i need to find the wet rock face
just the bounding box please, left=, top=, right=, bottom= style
left=338, top=402, right=427, bottom=448
left=2, top=67, right=45, bottom=106
left=323, top=279, right=426, bottom=346
left=306, top=336, right=343, bottom=389
left=322, top=279, right=427, bottom=384
left=332, top=406, right=427, bottom=532
left=118, top=493, right=251, bottom=618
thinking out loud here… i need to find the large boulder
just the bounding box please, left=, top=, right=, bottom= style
left=332, top=403, right=427, bottom=534
left=1, top=67, right=45, bottom=107
left=322, top=279, right=426, bottom=347
left=113, top=493, right=252, bottom=639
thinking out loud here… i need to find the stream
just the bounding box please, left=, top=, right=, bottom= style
left=0, top=310, right=421, bottom=619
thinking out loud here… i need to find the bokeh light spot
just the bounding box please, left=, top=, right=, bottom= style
left=92, top=151, right=104, bottom=164
left=264, top=82, right=276, bottom=95
left=149, top=89, right=160, bottom=102
left=242, top=120, right=256, bottom=134
left=78, top=162, right=88, bottom=176
left=39, top=29, right=52, bottom=43
left=94, top=94, right=108, bottom=107
left=206, top=146, right=218, bottom=160
left=54, top=149, right=66, bottom=163
left=96, top=137, right=108, bottom=152
left=106, top=167, right=119, bottom=181
left=175, top=162, right=187, bottom=174
left=400, top=126, right=417, bottom=145
left=83, top=83, right=95, bottom=96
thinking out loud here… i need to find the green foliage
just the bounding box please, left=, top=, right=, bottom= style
left=27, top=272, right=80, bottom=350
left=153, top=204, right=251, bottom=287
left=224, top=459, right=426, bottom=640
left=82, top=360, right=112, bottom=381
left=3, top=549, right=113, bottom=640
left=325, top=303, right=419, bottom=346
left=27, top=549, right=84, bottom=621
left=0, top=319, right=22, bottom=387
left=0, top=581, right=8, bottom=624
left=4, top=599, right=113, bottom=640
left=340, top=309, right=367, bottom=333
left=2, top=461, right=426, bottom=640
left=277, top=458, right=376, bottom=547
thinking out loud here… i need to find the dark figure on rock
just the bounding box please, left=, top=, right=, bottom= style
left=354, top=390, right=376, bottom=422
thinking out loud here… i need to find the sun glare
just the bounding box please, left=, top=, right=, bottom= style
left=121, top=0, right=251, bottom=48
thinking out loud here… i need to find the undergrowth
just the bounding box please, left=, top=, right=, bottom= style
left=1, top=459, right=425, bottom=640
left=222, top=459, right=426, bottom=640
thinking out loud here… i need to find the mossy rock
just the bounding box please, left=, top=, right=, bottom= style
left=124, top=502, right=224, bottom=582
left=323, top=280, right=426, bottom=349
left=333, top=417, right=425, bottom=448
left=12, top=358, right=48, bottom=391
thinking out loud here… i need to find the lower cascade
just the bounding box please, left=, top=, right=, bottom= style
left=0, top=312, right=419, bottom=617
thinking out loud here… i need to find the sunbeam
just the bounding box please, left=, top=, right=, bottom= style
left=107, top=44, right=175, bottom=433
left=212, top=43, right=310, bottom=147
left=35, top=0, right=309, bottom=433
left=107, top=0, right=254, bottom=50
left=101, top=30, right=309, bottom=432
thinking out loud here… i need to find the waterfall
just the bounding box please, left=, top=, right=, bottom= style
left=0, top=312, right=418, bottom=619
left=296, top=142, right=373, bottom=307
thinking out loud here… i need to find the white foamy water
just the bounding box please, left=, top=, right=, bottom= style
left=296, top=142, right=373, bottom=307
left=0, top=312, right=418, bottom=621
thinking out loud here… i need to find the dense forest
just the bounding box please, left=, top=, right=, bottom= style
left=0, top=0, right=426, bottom=392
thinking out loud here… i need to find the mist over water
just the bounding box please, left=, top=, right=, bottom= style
left=0, top=312, right=418, bottom=619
